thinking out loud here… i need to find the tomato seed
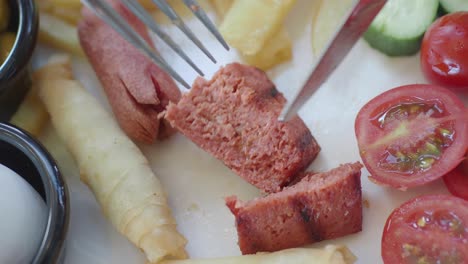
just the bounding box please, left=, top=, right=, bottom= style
left=418, top=157, right=435, bottom=170
left=425, top=142, right=440, bottom=155
left=402, top=243, right=422, bottom=257
left=417, top=256, right=432, bottom=264
left=438, top=128, right=452, bottom=138
left=417, top=216, right=427, bottom=227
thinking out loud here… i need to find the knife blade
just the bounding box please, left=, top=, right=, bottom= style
left=279, top=0, right=387, bottom=121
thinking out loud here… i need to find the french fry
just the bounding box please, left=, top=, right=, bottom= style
left=311, top=0, right=356, bottom=55
left=49, top=6, right=82, bottom=25
left=152, top=0, right=196, bottom=24
left=10, top=55, right=72, bottom=137
left=219, top=0, right=296, bottom=55
left=33, top=55, right=74, bottom=84
left=10, top=90, right=48, bottom=137
left=161, top=245, right=356, bottom=264
left=139, top=0, right=159, bottom=10
left=242, top=29, right=292, bottom=70
left=39, top=0, right=158, bottom=26
left=210, top=0, right=233, bottom=18
left=35, top=0, right=53, bottom=12
left=38, top=0, right=161, bottom=29
left=38, top=60, right=187, bottom=263
left=0, top=0, right=10, bottom=31
left=48, top=0, right=158, bottom=11
left=48, top=0, right=80, bottom=9
left=212, top=0, right=292, bottom=70
left=0, top=32, right=15, bottom=62
left=38, top=12, right=84, bottom=56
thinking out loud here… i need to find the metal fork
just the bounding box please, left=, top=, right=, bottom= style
left=81, top=0, right=229, bottom=88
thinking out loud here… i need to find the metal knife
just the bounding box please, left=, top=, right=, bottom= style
left=279, top=0, right=387, bottom=121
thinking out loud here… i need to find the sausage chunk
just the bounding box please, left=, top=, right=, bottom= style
left=226, top=162, right=363, bottom=254
left=166, top=63, right=320, bottom=193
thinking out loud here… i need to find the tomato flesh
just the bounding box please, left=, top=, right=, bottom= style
left=444, top=156, right=468, bottom=201
left=382, top=195, right=468, bottom=264
left=371, top=99, right=455, bottom=175
left=355, top=84, right=468, bottom=189
left=421, top=12, right=468, bottom=91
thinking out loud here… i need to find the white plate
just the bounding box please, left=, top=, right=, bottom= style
left=33, top=1, right=468, bottom=263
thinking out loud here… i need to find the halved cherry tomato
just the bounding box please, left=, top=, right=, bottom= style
left=382, top=195, right=468, bottom=264
left=355, top=84, right=468, bottom=189
left=421, top=12, right=468, bottom=91
left=443, top=155, right=468, bottom=201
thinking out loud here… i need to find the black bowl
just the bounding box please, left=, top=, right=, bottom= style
left=0, top=123, right=69, bottom=263
left=0, top=0, right=38, bottom=121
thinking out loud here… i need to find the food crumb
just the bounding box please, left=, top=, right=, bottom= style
left=187, top=203, right=199, bottom=212
left=190, top=4, right=199, bottom=11
left=363, top=199, right=370, bottom=208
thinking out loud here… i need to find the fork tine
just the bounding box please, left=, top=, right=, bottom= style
left=81, top=0, right=190, bottom=88
left=120, top=0, right=204, bottom=76
left=182, top=0, right=229, bottom=50
left=151, top=0, right=217, bottom=63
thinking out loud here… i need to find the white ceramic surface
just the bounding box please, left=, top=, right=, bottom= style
left=33, top=1, right=468, bottom=263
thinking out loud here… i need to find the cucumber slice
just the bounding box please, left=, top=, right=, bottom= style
left=440, top=0, right=468, bottom=13
left=363, top=0, right=439, bottom=56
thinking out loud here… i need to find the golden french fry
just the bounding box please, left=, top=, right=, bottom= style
left=211, top=0, right=292, bottom=70
left=38, top=0, right=159, bottom=27
left=48, top=0, right=159, bottom=10
left=219, top=0, right=296, bottom=55
left=0, top=0, right=10, bottom=31
left=33, top=55, right=74, bottom=84
left=9, top=90, right=48, bottom=137
left=311, top=0, right=356, bottom=55
left=0, top=32, right=15, bottom=62
left=210, top=0, right=233, bottom=18
left=242, top=29, right=292, bottom=70
left=38, top=12, right=84, bottom=56
left=10, top=55, right=72, bottom=137
left=152, top=0, right=197, bottom=24
left=161, top=245, right=357, bottom=264
left=38, top=0, right=157, bottom=27
left=35, top=0, right=52, bottom=12
left=50, top=6, right=82, bottom=25
left=48, top=0, right=80, bottom=9
left=139, top=0, right=159, bottom=10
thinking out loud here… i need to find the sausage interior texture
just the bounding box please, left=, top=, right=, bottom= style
left=166, top=63, right=321, bottom=193
left=226, top=162, right=363, bottom=254
left=78, top=0, right=181, bottom=143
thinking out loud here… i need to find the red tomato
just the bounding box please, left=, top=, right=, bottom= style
left=355, top=84, right=468, bottom=189
left=381, top=195, right=468, bottom=264
left=421, top=12, right=468, bottom=91
left=443, top=155, right=468, bottom=200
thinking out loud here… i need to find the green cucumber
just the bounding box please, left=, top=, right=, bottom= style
left=440, top=0, right=468, bottom=13
left=363, top=0, right=439, bottom=56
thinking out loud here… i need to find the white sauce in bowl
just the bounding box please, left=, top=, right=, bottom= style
left=0, top=163, right=47, bottom=263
